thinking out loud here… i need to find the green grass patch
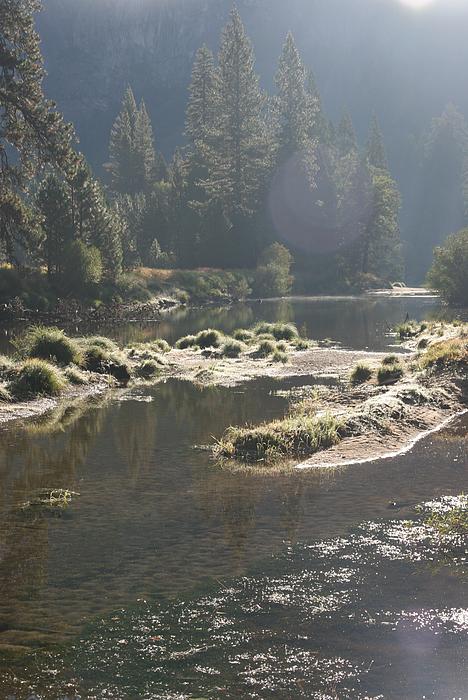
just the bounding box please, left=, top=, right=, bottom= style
left=10, top=359, right=66, bottom=400
left=195, top=329, right=224, bottom=349
left=84, top=336, right=119, bottom=353
left=64, top=366, right=89, bottom=385
left=350, top=363, right=373, bottom=385
left=151, top=339, right=171, bottom=353
left=216, top=413, right=342, bottom=462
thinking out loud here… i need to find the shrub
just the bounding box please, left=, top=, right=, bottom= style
left=10, top=359, right=65, bottom=399
left=254, top=243, right=294, bottom=298
left=222, top=340, right=244, bottom=358
left=350, top=364, right=373, bottom=385
left=82, top=345, right=108, bottom=370
left=272, top=349, right=288, bottom=363
left=175, top=335, right=197, bottom=350
left=377, top=363, right=404, bottom=385
left=16, top=326, right=81, bottom=366
left=253, top=322, right=298, bottom=341
left=62, top=240, right=103, bottom=293
left=294, top=339, right=310, bottom=351
left=256, top=339, right=276, bottom=357
left=115, top=273, right=151, bottom=302
left=233, top=328, right=254, bottom=342
left=427, top=228, right=468, bottom=304
left=195, top=329, right=223, bottom=349
left=134, top=360, right=161, bottom=379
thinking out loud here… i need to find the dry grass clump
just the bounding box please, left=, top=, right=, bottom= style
left=420, top=338, right=468, bottom=368
left=377, top=362, right=404, bottom=385
left=253, top=322, right=299, bottom=341
left=134, top=359, right=161, bottom=379
left=175, top=334, right=197, bottom=350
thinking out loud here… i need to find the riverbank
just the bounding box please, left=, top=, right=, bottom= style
left=1, top=320, right=466, bottom=473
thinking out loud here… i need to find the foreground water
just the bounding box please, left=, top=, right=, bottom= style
left=0, top=295, right=467, bottom=698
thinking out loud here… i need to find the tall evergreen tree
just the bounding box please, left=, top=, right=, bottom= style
left=109, top=88, right=159, bottom=195
left=203, top=8, right=270, bottom=221
left=366, top=114, right=388, bottom=170
left=0, top=0, right=74, bottom=261
left=186, top=45, right=217, bottom=152
left=274, top=33, right=316, bottom=165
left=305, top=68, right=330, bottom=144
left=36, top=174, right=73, bottom=276
left=337, top=111, right=358, bottom=157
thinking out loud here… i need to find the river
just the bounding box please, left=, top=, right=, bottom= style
left=0, top=295, right=467, bottom=698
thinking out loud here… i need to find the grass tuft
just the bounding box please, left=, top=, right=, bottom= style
left=175, top=334, right=197, bottom=350
left=16, top=326, right=81, bottom=366
left=10, top=359, right=66, bottom=400
left=255, top=339, right=276, bottom=357
left=253, top=322, right=299, bottom=341
left=216, top=413, right=341, bottom=462
left=233, top=328, right=254, bottom=342
left=134, top=359, right=161, bottom=379
left=221, top=340, right=244, bottom=358
left=350, top=363, right=373, bottom=385
left=377, top=362, right=404, bottom=385
left=194, top=329, right=224, bottom=349
left=272, top=349, right=288, bottom=363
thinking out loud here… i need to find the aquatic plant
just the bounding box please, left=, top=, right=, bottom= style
left=216, top=413, right=341, bottom=461
left=16, top=325, right=81, bottom=366
left=253, top=322, right=298, bottom=341
left=377, top=362, right=404, bottom=385
left=9, top=359, right=66, bottom=399
left=222, top=340, right=244, bottom=358
left=395, top=321, right=418, bottom=339
left=19, top=488, right=79, bottom=512
left=350, top=363, right=373, bottom=385
left=175, top=334, right=197, bottom=350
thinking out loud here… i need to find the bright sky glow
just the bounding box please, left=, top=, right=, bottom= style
left=398, top=0, right=435, bottom=8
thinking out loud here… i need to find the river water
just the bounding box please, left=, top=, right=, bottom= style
left=0, top=295, right=467, bottom=699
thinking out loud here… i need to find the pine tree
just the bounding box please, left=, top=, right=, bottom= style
left=109, top=88, right=159, bottom=195
left=337, top=112, right=358, bottom=157
left=203, top=8, right=270, bottom=221
left=0, top=0, right=74, bottom=261
left=108, top=87, right=139, bottom=194
left=274, top=33, right=315, bottom=164
left=186, top=45, right=217, bottom=151
left=134, top=100, right=156, bottom=189
left=364, top=170, right=403, bottom=281
left=366, top=114, right=388, bottom=170
left=36, top=173, right=74, bottom=276
left=305, top=69, right=330, bottom=144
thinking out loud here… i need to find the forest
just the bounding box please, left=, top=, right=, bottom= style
left=5, top=0, right=468, bottom=311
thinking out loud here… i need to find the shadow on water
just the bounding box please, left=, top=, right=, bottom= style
left=0, top=296, right=467, bottom=697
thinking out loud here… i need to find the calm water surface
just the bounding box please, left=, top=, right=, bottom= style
left=0, top=296, right=467, bottom=698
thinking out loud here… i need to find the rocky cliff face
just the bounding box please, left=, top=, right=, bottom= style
left=38, top=0, right=468, bottom=171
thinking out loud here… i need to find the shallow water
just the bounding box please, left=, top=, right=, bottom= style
left=0, top=295, right=467, bottom=698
